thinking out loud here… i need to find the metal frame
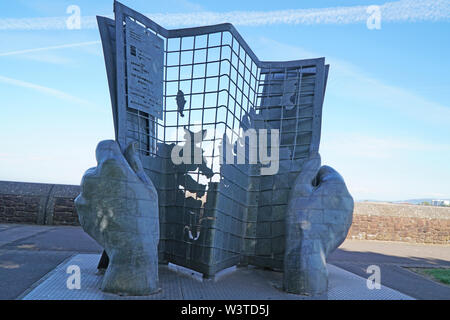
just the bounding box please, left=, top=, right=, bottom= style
left=97, top=1, right=329, bottom=276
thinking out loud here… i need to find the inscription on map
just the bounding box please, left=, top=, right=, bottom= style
left=125, top=17, right=163, bottom=119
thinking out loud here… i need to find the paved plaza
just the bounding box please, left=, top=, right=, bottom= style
left=0, top=223, right=449, bottom=300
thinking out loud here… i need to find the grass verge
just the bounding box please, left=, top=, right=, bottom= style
left=410, top=268, right=450, bottom=286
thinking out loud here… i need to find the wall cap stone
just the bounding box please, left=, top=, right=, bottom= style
left=0, top=181, right=81, bottom=224
left=0, top=180, right=80, bottom=198
left=355, top=201, right=450, bottom=220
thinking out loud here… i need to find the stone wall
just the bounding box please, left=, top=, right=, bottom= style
left=52, top=197, right=80, bottom=225
left=0, top=181, right=80, bottom=226
left=0, top=194, right=40, bottom=224
left=1, top=181, right=449, bottom=244
left=347, top=202, right=450, bottom=245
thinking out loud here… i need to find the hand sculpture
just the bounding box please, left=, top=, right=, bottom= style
left=75, top=140, right=160, bottom=296
left=283, top=153, right=353, bottom=295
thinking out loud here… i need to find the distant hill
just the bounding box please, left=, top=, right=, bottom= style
left=395, top=199, right=450, bottom=205
left=395, top=199, right=433, bottom=205
left=357, top=199, right=450, bottom=205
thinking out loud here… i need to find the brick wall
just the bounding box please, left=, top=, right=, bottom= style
left=1, top=181, right=449, bottom=245
left=347, top=202, right=450, bottom=245
left=52, top=197, right=79, bottom=225
left=0, top=181, right=80, bottom=226
left=0, top=194, right=40, bottom=224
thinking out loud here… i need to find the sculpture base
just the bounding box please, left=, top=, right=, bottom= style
left=20, top=254, right=413, bottom=300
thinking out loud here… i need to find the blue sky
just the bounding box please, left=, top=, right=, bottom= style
left=0, top=0, right=449, bottom=201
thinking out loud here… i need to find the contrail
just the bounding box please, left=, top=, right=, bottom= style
left=0, top=0, right=448, bottom=31
left=0, top=41, right=100, bottom=57
left=0, top=75, right=95, bottom=107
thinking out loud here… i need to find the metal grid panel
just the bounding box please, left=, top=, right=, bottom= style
left=101, top=1, right=327, bottom=276
left=247, top=65, right=322, bottom=270
left=160, top=29, right=260, bottom=276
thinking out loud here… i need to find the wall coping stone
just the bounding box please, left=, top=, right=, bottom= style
left=0, top=181, right=80, bottom=224
left=355, top=201, right=450, bottom=220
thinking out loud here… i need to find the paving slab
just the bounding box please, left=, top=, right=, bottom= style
left=0, top=223, right=101, bottom=299
left=1, top=226, right=102, bottom=253
left=0, top=224, right=56, bottom=247
left=21, top=254, right=413, bottom=300
left=329, top=240, right=450, bottom=300
left=0, top=249, right=72, bottom=299
left=330, top=240, right=450, bottom=267
left=331, top=262, right=450, bottom=300
left=1, top=225, right=448, bottom=300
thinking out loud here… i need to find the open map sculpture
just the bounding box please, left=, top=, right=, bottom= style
left=75, top=1, right=354, bottom=296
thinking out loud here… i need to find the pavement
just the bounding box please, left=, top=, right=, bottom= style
left=0, top=224, right=102, bottom=300
left=328, top=240, right=450, bottom=300
left=0, top=223, right=449, bottom=300
left=19, top=254, right=413, bottom=300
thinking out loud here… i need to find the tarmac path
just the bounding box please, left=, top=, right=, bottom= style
left=0, top=224, right=448, bottom=299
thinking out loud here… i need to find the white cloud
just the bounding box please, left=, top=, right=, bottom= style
left=254, top=37, right=450, bottom=126
left=0, top=0, right=448, bottom=30
left=0, top=41, right=102, bottom=65
left=174, top=0, right=206, bottom=12
left=14, top=52, right=73, bottom=65
left=0, top=41, right=100, bottom=57
left=328, top=62, right=450, bottom=126
left=319, top=131, right=450, bottom=200
left=321, top=133, right=450, bottom=159
left=0, top=75, right=95, bottom=107
left=247, top=38, right=450, bottom=201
